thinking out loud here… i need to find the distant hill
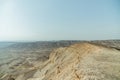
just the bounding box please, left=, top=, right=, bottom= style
left=3, top=40, right=120, bottom=51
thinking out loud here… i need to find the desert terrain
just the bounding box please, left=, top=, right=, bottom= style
left=0, top=40, right=120, bottom=80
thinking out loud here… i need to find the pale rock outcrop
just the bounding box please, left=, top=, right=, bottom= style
left=16, top=43, right=120, bottom=80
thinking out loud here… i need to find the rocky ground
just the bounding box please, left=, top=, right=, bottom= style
left=0, top=40, right=120, bottom=80
left=0, top=41, right=80, bottom=80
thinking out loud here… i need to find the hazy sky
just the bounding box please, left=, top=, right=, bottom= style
left=0, top=0, right=120, bottom=41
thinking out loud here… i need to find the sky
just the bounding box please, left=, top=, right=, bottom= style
left=0, top=0, right=120, bottom=41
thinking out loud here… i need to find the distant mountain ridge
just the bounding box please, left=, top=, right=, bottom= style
left=3, top=40, right=120, bottom=50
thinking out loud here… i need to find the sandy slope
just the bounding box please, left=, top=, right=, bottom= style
left=12, top=42, right=120, bottom=80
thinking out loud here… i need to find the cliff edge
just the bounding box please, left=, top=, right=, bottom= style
left=19, top=42, right=120, bottom=80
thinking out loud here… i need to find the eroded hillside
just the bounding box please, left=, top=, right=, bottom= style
left=11, top=42, right=120, bottom=80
